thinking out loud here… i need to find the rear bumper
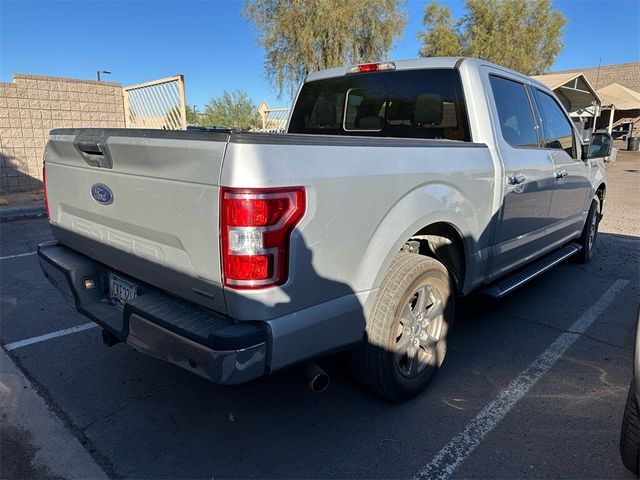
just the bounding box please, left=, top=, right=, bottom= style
left=37, top=242, right=268, bottom=385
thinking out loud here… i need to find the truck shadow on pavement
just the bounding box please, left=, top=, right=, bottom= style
left=69, top=234, right=459, bottom=478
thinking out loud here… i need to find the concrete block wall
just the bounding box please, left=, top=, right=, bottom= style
left=0, top=74, right=125, bottom=193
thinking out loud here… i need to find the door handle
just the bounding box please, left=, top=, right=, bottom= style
left=507, top=173, right=526, bottom=185
left=554, top=170, right=568, bottom=180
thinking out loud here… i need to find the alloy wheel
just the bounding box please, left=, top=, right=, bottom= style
left=394, top=284, right=444, bottom=378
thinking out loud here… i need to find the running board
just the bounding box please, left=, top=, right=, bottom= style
left=481, top=243, right=582, bottom=299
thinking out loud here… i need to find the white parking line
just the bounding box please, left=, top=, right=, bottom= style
left=414, top=278, right=629, bottom=480
left=0, top=251, right=36, bottom=261
left=4, top=323, right=99, bottom=351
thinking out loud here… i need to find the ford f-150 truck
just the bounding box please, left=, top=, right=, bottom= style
left=38, top=57, right=612, bottom=402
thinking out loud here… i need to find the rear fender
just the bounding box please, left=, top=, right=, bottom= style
left=354, top=183, right=483, bottom=312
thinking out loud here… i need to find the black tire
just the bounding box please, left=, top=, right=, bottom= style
left=350, top=253, right=454, bottom=402
left=575, top=196, right=601, bottom=264
left=620, top=380, right=640, bottom=474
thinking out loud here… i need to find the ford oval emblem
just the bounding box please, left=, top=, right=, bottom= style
left=90, top=183, right=113, bottom=205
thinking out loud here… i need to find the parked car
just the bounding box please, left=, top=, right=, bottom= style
left=38, top=57, right=612, bottom=401
left=620, top=307, right=640, bottom=474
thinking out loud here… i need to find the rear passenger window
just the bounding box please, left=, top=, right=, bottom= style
left=534, top=89, right=576, bottom=158
left=489, top=76, right=539, bottom=148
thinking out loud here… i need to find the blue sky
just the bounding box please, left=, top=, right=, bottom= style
left=1, top=0, right=639, bottom=110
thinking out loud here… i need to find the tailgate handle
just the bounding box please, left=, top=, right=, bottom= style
left=74, top=137, right=113, bottom=169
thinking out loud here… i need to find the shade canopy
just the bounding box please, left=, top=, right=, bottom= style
left=532, top=72, right=601, bottom=117
left=596, top=83, right=640, bottom=111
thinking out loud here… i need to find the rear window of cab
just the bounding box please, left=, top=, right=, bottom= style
left=288, top=69, right=471, bottom=142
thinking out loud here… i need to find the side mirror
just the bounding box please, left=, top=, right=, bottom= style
left=582, top=132, right=613, bottom=160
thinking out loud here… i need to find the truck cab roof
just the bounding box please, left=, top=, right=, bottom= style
left=305, top=57, right=540, bottom=88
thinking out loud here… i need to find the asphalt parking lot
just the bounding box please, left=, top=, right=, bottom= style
left=1, top=151, right=639, bottom=479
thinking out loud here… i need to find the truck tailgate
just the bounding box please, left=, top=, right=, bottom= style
left=44, top=129, right=228, bottom=314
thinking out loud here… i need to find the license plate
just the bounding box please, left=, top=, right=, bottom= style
left=108, top=273, right=138, bottom=310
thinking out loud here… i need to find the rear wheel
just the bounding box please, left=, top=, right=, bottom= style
left=620, top=380, right=640, bottom=474
left=351, top=253, right=454, bottom=402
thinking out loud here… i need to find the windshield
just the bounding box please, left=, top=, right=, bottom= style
left=288, top=69, right=471, bottom=141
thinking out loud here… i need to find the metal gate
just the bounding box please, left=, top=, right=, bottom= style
left=123, top=75, right=187, bottom=130
left=258, top=107, right=290, bottom=132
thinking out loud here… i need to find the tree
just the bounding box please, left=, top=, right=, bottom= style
left=418, top=0, right=566, bottom=75
left=201, top=90, right=259, bottom=131
left=243, top=0, right=407, bottom=97
left=185, top=105, right=200, bottom=125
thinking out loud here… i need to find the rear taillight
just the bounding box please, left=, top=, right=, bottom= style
left=42, top=162, right=50, bottom=219
left=221, top=187, right=306, bottom=289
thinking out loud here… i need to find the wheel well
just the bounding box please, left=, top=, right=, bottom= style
left=403, top=222, right=467, bottom=294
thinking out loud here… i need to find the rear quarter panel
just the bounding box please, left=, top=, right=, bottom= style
left=221, top=134, right=495, bottom=321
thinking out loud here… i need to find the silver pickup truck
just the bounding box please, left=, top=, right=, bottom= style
left=38, top=57, right=612, bottom=402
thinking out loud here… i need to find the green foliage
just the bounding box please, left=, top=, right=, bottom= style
left=243, top=0, right=407, bottom=97
left=418, top=0, right=566, bottom=75
left=185, top=104, right=200, bottom=125
left=418, top=3, right=461, bottom=57
left=201, top=90, right=259, bottom=131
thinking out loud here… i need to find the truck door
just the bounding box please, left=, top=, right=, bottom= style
left=486, top=74, right=555, bottom=278
left=531, top=87, right=592, bottom=250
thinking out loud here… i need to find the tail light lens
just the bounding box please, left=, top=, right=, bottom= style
left=221, top=187, right=306, bottom=289
left=42, top=162, right=50, bottom=219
